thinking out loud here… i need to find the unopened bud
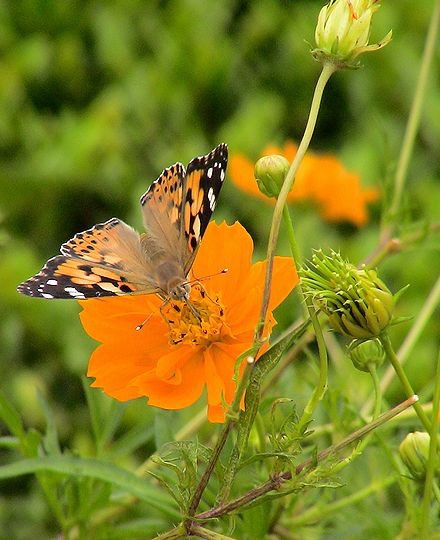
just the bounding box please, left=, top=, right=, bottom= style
left=300, top=250, right=395, bottom=339
left=313, top=0, right=392, bottom=68
left=399, top=432, right=431, bottom=480
left=349, top=339, right=384, bottom=372
left=254, top=155, right=290, bottom=199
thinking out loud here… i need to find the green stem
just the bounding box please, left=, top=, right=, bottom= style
left=432, top=482, right=440, bottom=505
left=281, top=205, right=329, bottom=434
left=386, top=0, right=440, bottom=226
left=155, top=524, right=187, bottom=540
left=255, top=62, right=336, bottom=342
left=325, top=363, right=382, bottom=476
left=420, top=350, right=440, bottom=539
left=361, top=275, right=440, bottom=417
left=289, top=475, right=396, bottom=527
left=187, top=352, right=256, bottom=518
left=190, top=525, right=238, bottom=540
left=197, top=396, right=416, bottom=520
left=369, top=363, right=382, bottom=421
left=295, top=297, right=328, bottom=436
left=380, top=333, right=431, bottom=432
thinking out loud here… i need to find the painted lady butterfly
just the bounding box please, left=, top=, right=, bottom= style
left=18, top=144, right=228, bottom=305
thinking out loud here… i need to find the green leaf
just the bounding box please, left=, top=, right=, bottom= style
left=96, top=518, right=168, bottom=539
left=154, top=408, right=177, bottom=450
left=0, top=455, right=180, bottom=520
left=0, top=391, right=26, bottom=443
left=37, top=391, right=61, bottom=456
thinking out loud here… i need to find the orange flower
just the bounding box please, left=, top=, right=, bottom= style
left=79, top=221, right=298, bottom=423
left=229, top=141, right=379, bottom=227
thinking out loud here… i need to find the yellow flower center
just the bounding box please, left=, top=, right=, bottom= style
left=163, top=284, right=226, bottom=346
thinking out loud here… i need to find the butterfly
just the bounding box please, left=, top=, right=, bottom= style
left=18, top=143, right=228, bottom=308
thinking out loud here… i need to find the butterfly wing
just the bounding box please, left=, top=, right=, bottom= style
left=182, top=143, right=228, bottom=274
left=17, top=218, right=159, bottom=299
left=139, top=162, right=186, bottom=260
left=139, top=143, right=228, bottom=277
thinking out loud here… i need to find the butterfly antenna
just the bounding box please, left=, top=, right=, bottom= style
left=135, top=312, right=154, bottom=331
left=184, top=268, right=228, bottom=287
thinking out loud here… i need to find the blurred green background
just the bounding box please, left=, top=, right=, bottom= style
left=1, top=0, right=439, bottom=538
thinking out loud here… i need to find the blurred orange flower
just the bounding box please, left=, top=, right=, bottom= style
left=79, top=221, right=298, bottom=423
left=229, top=141, right=379, bottom=227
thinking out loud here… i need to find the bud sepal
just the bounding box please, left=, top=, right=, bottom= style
left=254, top=155, right=291, bottom=199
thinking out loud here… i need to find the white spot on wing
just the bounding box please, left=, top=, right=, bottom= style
left=65, top=286, right=86, bottom=299
left=220, top=170, right=225, bottom=181
left=42, top=293, right=54, bottom=299
left=207, top=167, right=213, bottom=178
left=47, top=279, right=57, bottom=286
left=208, top=187, right=216, bottom=211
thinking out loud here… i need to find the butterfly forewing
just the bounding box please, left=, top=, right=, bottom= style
left=140, top=162, right=185, bottom=258
left=182, top=143, right=228, bottom=274
left=18, top=219, right=159, bottom=299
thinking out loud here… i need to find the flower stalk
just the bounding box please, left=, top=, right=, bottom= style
left=420, top=350, right=440, bottom=539
left=196, top=396, right=418, bottom=521
left=387, top=0, right=440, bottom=227
left=379, top=333, right=431, bottom=432
left=256, top=62, right=336, bottom=343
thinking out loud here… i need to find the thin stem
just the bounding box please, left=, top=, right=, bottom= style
left=187, top=420, right=233, bottom=517
left=386, top=0, right=440, bottom=226
left=289, top=475, right=396, bottom=527
left=187, top=354, right=255, bottom=518
left=369, top=363, right=382, bottom=421
left=296, top=395, right=417, bottom=475
left=380, top=333, right=431, bottom=432
left=296, top=298, right=328, bottom=435
left=190, top=525, right=238, bottom=540
left=196, top=396, right=417, bottom=520
left=433, top=483, right=440, bottom=505
left=281, top=205, right=329, bottom=434
left=155, top=524, right=187, bottom=540
left=361, top=275, right=440, bottom=417
left=420, top=350, right=440, bottom=539
left=255, top=62, right=336, bottom=342
left=324, top=363, right=382, bottom=476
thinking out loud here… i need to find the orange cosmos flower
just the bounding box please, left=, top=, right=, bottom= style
left=79, top=221, right=298, bottom=423
left=229, top=141, right=379, bottom=227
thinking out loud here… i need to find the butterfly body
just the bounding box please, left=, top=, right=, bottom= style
left=18, top=144, right=228, bottom=303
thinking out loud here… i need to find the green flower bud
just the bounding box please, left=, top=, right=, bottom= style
left=349, top=339, right=385, bottom=372
left=399, top=432, right=431, bottom=480
left=254, top=155, right=290, bottom=199
left=313, top=0, right=392, bottom=68
left=300, top=250, right=395, bottom=339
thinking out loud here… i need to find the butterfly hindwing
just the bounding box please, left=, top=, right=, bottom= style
left=18, top=219, right=159, bottom=299
left=182, top=143, right=228, bottom=273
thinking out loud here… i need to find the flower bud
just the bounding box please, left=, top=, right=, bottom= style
left=254, top=155, right=290, bottom=199
left=313, top=0, right=392, bottom=68
left=399, top=432, right=431, bottom=480
left=349, top=338, right=384, bottom=372
left=300, top=250, right=394, bottom=339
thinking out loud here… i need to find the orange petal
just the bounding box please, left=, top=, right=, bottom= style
left=79, top=295, right=163, bottom=344
left=204, top=347, right=224, bottom=407
left=87, top=343, right=157, bottom=401
left=208, top=403, right=227, bottom=423
left=192, top=221, right=254, bottom=307
left=132, top=349, right=205, bottom=410
left=226, top=256, right=298, bottom=334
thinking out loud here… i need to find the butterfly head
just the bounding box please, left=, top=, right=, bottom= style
left=168, top=279, right=191, bottom=302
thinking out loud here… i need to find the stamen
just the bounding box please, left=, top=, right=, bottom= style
left=163, top=284, right=226, bottom=346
